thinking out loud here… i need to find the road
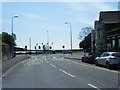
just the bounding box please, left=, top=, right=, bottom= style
left=2, top=54, right=120, bottom=89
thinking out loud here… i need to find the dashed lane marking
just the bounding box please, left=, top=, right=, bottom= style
left=49, top=64, right=56, bottom=68
left=88, top=84, right=101, bottom=90
left=59, top=69, right=75, bottom=78
left=46, top=61, right=49, bottom=63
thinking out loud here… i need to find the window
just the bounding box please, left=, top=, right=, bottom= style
left=119, top=39, right=120, bottom=48
left=97, top=29, right=100, bottom=33
left=104, top=53, right=110, bottom=57
left=101, top=53, right=110, bottom=57
left=112, top=39, right=115, bottom=48
left=98, top=34, right=100, bottom=38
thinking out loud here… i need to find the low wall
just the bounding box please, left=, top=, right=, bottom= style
left=1, top=45, right=12, bottom=61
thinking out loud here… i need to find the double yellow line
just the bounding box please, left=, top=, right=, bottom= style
left=64, top=58, right=120, bottom=74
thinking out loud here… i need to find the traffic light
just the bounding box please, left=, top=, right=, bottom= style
left=50, top=46, right=52, bottom=49
left=35, top=46, right=36, bottom=49
left=62, top=45, right=65, bottom=49
left=25, top=46, right=27, bottom=50
left=39, top=46, right=41, bottom=49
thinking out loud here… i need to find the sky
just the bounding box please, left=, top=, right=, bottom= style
left=1, top=1, right=119, bottom=50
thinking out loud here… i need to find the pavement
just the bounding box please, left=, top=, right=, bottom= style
left=2, top=55, right=31, bottom=74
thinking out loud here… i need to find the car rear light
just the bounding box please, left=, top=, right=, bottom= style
left=108, top=57, right=117, bottom=59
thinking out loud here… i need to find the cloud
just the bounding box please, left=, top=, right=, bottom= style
left=2, top=0, right=119, bottom=2
left=67, top=2, right=116, bottom=14
left=66, top=2, right=116, bottom=26
left=24, top=13, right=46, bottom=20
left=76, top=18, right=93, bottom=26
left=90, top=2, right=116, bottom=11
left=16, top=12, right=47, bottom=20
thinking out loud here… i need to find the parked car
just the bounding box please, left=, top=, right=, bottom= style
left=82, top=52, right=99, bottom=63
left=95, top=52, right=120, bottom=69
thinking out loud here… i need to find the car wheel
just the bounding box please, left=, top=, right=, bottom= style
left=106, top=62, right=111, bottom=69
left=95, top=60, right=99, bottom=66
left=82, top=58, right=84, bottom=62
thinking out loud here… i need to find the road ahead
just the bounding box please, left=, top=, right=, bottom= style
left=2, top=54, right=120, bottom=89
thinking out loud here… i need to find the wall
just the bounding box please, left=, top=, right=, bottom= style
left=1, top=45, right=12, bottom=61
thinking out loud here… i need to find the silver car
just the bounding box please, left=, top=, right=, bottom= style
left=95, top=52, right=120, bottom=69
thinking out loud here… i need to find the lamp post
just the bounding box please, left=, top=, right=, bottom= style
left=11, top=15, right=18, bottom=58
left=47, top=31, right=49, bottom=54
left=64, top=22, right=73, bottom=55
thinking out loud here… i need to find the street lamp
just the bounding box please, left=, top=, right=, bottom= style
left=64, top=22, right=73, bottom=55
left=11, top=15, right=18, bottom=58
left=47, top=31, right=49, bottom=48
left=47, top=31, right=49, bottom=54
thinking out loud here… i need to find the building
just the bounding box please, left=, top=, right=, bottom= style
left=95, top=11, right=120, bottom=52
left=100, top=11, right=120, bottom=52
left=94, top=21, right=107, bottom=53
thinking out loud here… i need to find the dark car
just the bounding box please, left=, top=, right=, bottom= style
left=82, top=52, right=99, bottom=63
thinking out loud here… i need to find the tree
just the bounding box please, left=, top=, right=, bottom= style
left=79, top=26, right=93, bottom=41
left=0, top=32, right=17, bottom=47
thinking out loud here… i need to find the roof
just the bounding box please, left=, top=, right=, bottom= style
left=99, top=11, right=120, bottom=23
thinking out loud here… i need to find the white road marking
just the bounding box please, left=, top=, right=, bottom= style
left=50, top=64, right=56, bottom=68
left=59, top=69, right=75, bottom=78
left=88, top=84, right=101, bottom=90
left=46, top=61, right=49, bottom=63
left=53, top=57, right=56, bottom=59
left=45, top=58, right=46, bottom=60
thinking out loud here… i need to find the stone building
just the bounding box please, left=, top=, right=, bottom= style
left=95, top=11, right=120, bottom=52
left=94, top=21, right=106, bottom=53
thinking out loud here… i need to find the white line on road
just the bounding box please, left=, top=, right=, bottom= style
left=50, top=64, right=56, bottom=68
left=46, top=61, right=49, bottom=63
left=59, top=69, right=75, bottom=78
left=45, top=58, right=46, bottom=60
left=88, top=84, right=101, bottom=90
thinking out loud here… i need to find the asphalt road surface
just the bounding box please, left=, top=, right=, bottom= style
left=2, top=54, right=120, bottom=89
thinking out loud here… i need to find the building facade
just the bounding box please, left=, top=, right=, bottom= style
left=95, top=11, right=120, bottom=52
left=94, top=21, right=106, bottom=53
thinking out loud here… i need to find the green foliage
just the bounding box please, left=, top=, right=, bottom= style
left=0, top=41, right=9, bottom=45
left=0, top=32, right=17, bottom=47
